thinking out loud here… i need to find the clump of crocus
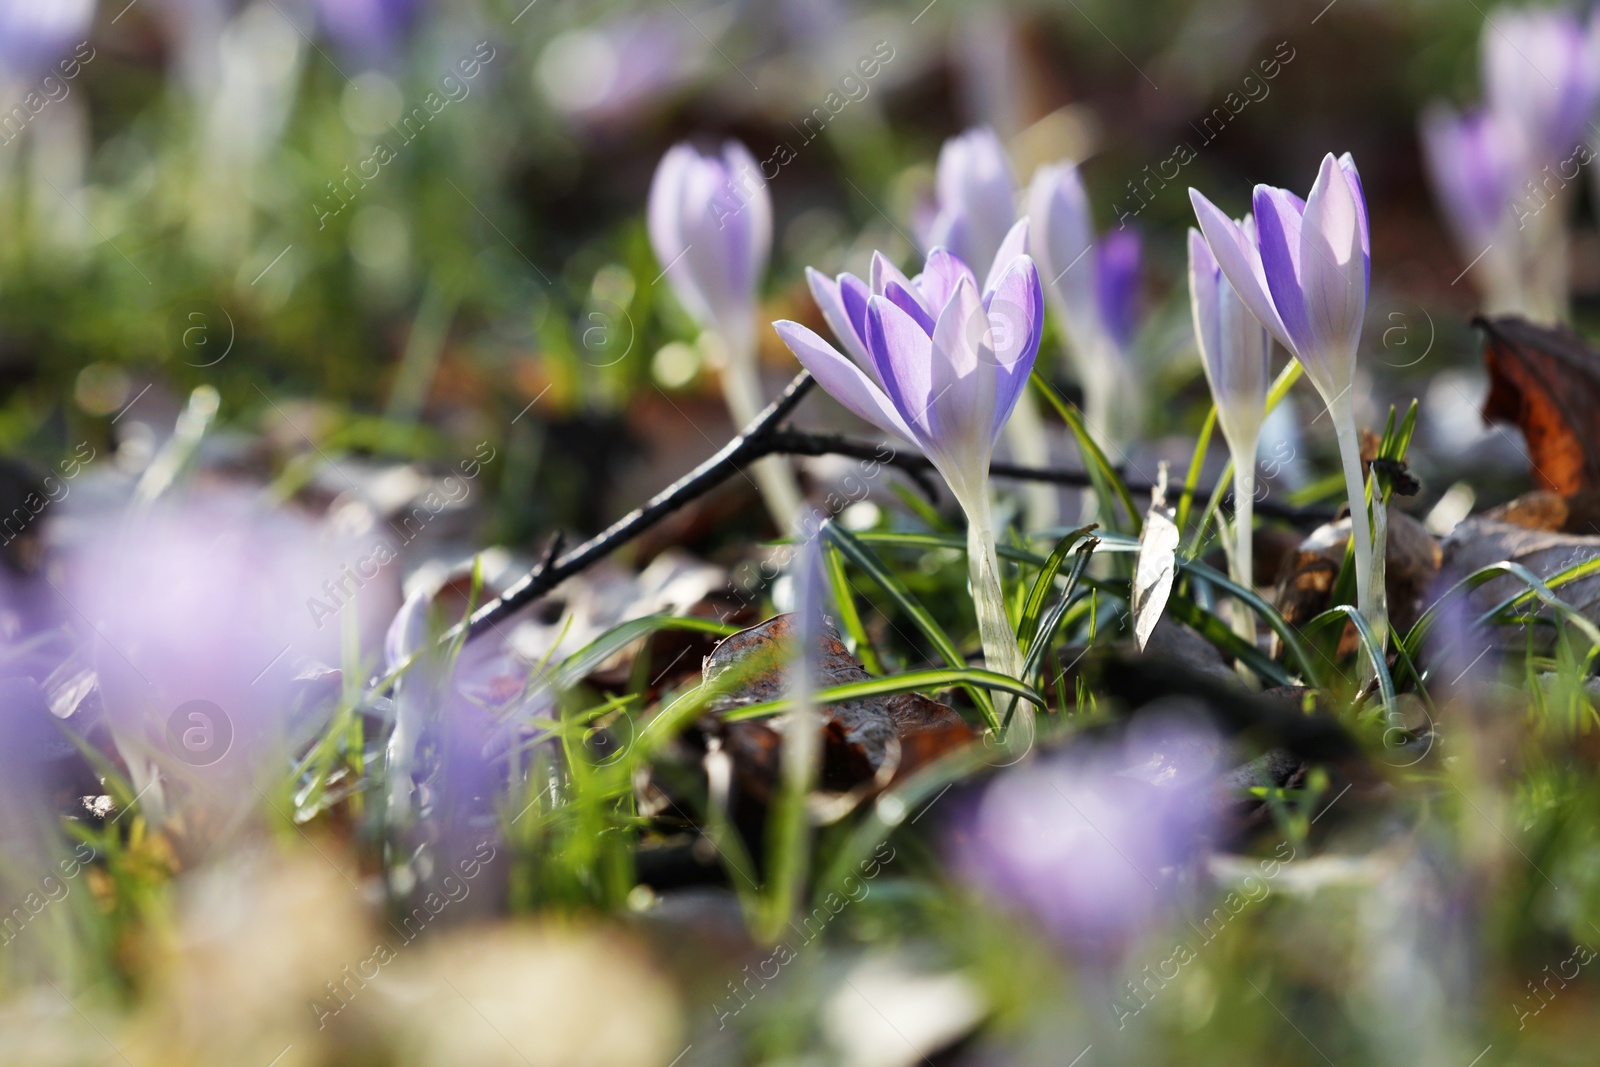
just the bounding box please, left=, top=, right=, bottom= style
left=1419, top=6, right=1600, bottom=322
left=649, top=140, right=803, bottom=529
left=776, top=223, right=1043, bottom=698
left=1189, top=153, right=1384, bottom=638
left=1028, top=162, right=1143, bottom=450
left=924, top=126, right=1055, bottom=529
left=1188, top=223, right=1271, bottom=643
left=947, top=713, right=1223, bottom=959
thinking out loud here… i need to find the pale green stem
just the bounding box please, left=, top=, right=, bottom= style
left=717, top=331, right=804, bottom=532
left=1329, top=395, right=1386, bottom=642
left=1004, top=388, right=1056, bottom=531
left=961, top=487, right=1031, bottom=752
left=762, top=646, right=820, bottom=943
left=1230, top=460, right=1258, bottom=649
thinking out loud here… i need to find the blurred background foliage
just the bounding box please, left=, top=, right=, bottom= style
left=0, top=0, right=1536, bottom=551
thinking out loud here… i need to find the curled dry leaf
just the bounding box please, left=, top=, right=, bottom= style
left=1442, top=515, right=1600, bottom=643
left=700, top=614, right=974, bottom=804
left=1477, top=315, right=1600, bottom=494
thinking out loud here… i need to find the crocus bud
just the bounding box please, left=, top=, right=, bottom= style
left=1028, top=161, right=1144, bottom=447
left=1189, top=223, right=1271, bottom=634
left=648, top=140, right=772, bottom=354
left=926, top=126, right=1020, bottom=277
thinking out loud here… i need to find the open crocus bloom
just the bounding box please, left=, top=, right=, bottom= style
left=1189, top=152, right=1383, bottom=637
left=1188, top=223, right=1271, bottom=640
left=778, top=224, right=1043, bottom=692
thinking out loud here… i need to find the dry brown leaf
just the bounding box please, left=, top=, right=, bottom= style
left=1442, top=516, right=1600, bottom=640
left=1276, top=509, right=1442, bottom=639
left=701, top=613, right=974, bottom=802
left=1478, top=315, right=1600, bottom=493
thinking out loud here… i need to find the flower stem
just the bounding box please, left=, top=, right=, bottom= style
left=719, top=334, right=804, bottom=532
left=1230, top=460, right=1258, bottom=648
left=962, top=490, right=1030, bottom=750
left=1330, top=399, right=1386, bottom=641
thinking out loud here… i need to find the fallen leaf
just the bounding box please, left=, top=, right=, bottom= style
left=1441, top=516, right=1600, bottom=642
left=1276, top=509, right=1441, bottom=639
left=1478, top=315, right=1600, bottom=494
left=700, top=614, right=974, bottom=802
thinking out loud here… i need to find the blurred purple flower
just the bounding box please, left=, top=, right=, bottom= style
left=779, top=229, right=1041, bottom=683
left=1419, top=104, right=1520, bottom=256
left=1481, top=6, right=1599, bottom=167
left=0, top=0, right=95, bottom=77
left=648, top=139, right=772, bottom=352
left=538, top=13, right=705, bottom=132
left=948, top=716, right=1223, bottom=957
left=1095, top=227, right=1141, bottom=352
left=312, top=0, right=422, bottom=64
left=67, top=490, right=399, bottom=772
left=926, top=127, right=1020, bottom=276
left=1027, top=161, right=1144, bottom=445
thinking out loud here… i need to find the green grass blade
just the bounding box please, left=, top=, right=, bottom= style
left=823, top=539, right=885, bottom=674
left=1030, top=372, right=1141, bottom=533
left=722, top=667, right=1044, bottom=722
left=1018, top=524, right=1097, bottom=652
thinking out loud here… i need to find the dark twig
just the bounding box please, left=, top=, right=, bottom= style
left=459, top=371, right=818, bottom=641
left=461, top=371, right=1333, bottom=643
left=761, top=430, right=1335, bottom=525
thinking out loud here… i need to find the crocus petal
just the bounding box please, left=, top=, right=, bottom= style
left=721, top=140, right=772, bottom=305
left=983, top=217, right=1031, bottom=294
left=1251, top=185, right=1313, bottom=356
left=984, top=255, right=1044, bottom=443
left=806, top=267, right=873, bottom=368
left=1337, top=152, right=1371, bottom=292
left=914, top=247, right=980, bottom=315
left=773, top=320, right=913, bottom=442
left=1295, top=152, right=1366, bottom=394
left=1189, top=188, right=1291, bottom=352
left=928, top=275, right=997, bottom=481
left=884, top=280, right=937, bottom=335
left=866, top=295, right=939, bottom=443
left=1095, top=229, right=1142, bottom=352
left=870, top=251, right=931, bottom=314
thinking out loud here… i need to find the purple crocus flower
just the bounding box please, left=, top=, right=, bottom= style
left=926, top=127, right=1021, bottom=279
left=649, top=140, right=772, bottom=353
left=0, top=0, right=94, bottom=77
left=649, top=140, right=802, bottom=528
left=949, top=717, right=1223, bottom=957
left=1189, top=153, right=1382, bottom=635
left=1420, top=105, right=1520, bottom=255
left=777, top=225, right=1042, bottom=692
left=1481, top=6, right=1599, bottom=167
left=66, top=490, right=400, bottom=799
left=1188, top=223, right=1271, bottom=633
left=312, top=0, right=422, bottom=64
left=1027, top=162, right=1144, bottom=447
